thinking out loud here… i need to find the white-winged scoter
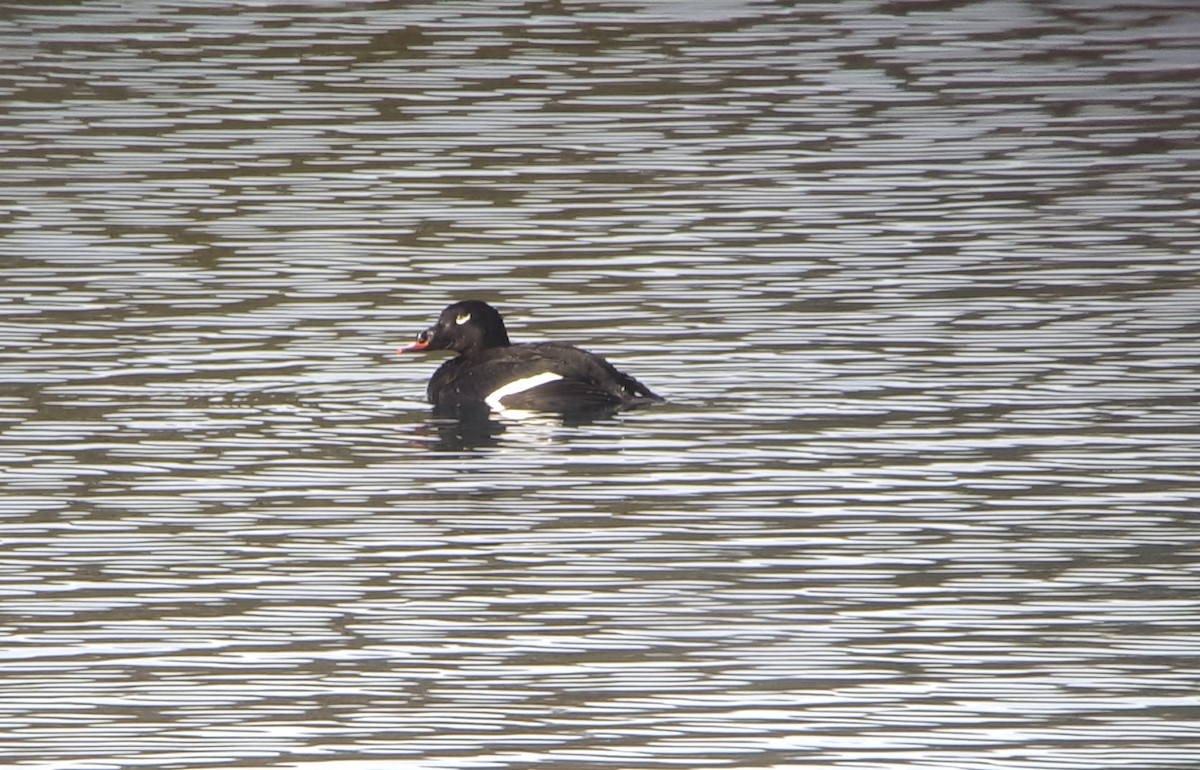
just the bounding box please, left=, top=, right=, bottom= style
left=400, top=300, right=661, bottom=414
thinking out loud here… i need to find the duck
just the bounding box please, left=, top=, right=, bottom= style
left=400, top=300, right=661, bottom=415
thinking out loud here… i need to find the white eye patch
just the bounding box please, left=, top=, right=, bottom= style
left=455, top=312, right=471, bottom=325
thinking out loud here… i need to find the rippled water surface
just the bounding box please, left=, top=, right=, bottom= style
left=2, top=1, right=1199, bottom=768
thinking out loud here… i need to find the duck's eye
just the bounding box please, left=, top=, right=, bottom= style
left=455, top=312, right=471, bottom=325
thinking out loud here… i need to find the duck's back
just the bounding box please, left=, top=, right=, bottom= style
left=430, top=342, right=659, bottom=413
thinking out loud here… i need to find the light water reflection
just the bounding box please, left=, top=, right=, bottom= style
left=2, top=1, right=1200, bottom=769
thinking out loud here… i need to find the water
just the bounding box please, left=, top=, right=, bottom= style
left=2, top=1, right=1199, bottom=768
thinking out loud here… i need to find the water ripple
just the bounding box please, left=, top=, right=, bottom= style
left=2, top=1, right=1199, bottom=768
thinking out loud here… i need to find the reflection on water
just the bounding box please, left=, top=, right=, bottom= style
left=2, top=1, right=1200, bottom=768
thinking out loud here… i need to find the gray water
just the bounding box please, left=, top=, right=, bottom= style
left=2, top=1, right=1199, bottom=768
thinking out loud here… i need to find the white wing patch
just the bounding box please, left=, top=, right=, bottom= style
left=485, top=372, right=563, bottom=411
